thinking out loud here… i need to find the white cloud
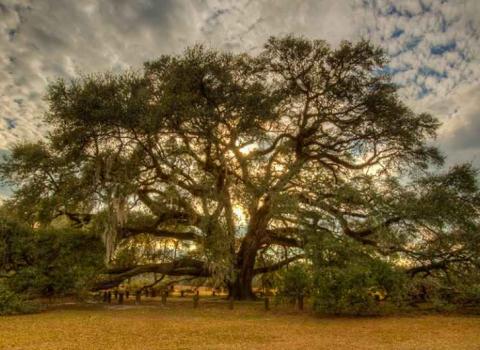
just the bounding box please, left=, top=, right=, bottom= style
left=0, top=0, right=479, bottom=170
left=354, top=0, right=480, bottom=167
left=0, top=0, right=362, bottom=150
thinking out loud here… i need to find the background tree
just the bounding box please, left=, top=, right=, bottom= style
left=0, top=207, right=104, bottom=315
left=1, top=35, right=478, bottom=300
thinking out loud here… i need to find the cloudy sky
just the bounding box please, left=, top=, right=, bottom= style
left=0, top=0, right=479, bottom=196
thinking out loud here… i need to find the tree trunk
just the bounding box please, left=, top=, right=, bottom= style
left=229, top=238, right=258, bottom=300
left=230, top=269, right=256, bottom=300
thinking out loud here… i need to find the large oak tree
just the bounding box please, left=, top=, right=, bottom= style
left=2, top=36, right=478, bottom=299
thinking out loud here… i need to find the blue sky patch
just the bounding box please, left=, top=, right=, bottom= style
left=431, top=41, right=456, bottom=55
left=418, top=66, right=447, bottom=79
left=391, top=28, right=404, bottom=38
left=405, top=36, right=422, bottom=51
left=4, top=118, right=17, bottom=130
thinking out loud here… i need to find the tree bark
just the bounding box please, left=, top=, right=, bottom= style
left=229, top=236, right=259, bottom=300
left=229, top=267, right=256, bottom=300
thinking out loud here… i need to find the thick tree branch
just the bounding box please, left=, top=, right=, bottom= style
left=92, top=258, right=210, bottom=290
left=407, top=258, right=469, bottom=277
left=264, top=228, right=304, bottom=248
left=253, top=254, right=305, bottom=275
left=119, top=226, right=200, bottom=241
left=57, top=211, right=94, bottom=227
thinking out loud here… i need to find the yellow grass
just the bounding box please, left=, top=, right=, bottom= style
left=0, top=298, right=479, bottom=350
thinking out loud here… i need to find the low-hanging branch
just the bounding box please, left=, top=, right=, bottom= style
left=92, top=258, right=210, bottom=290
left=94, top=253, right=308, bottom=290
left=406, top=257, right=471, bottom=277
left=119, top=226, right=200, bottom=241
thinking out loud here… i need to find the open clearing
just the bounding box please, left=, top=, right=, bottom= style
left=0, top=299, right=479, bottom=350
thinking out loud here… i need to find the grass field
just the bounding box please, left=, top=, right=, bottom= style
left=0, top=298, right=479, bottom=350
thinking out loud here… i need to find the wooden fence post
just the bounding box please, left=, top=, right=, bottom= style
left=161, top=291, right=167, bottom=306
left=118, top=292, right=124, bottom=305
left=298, top=294, right=304, bottom=311
left=264, top=297, right=270, bottom=311
left=135, top=290, right=141, bottom=305
left=193, top=291, right=199, bottom=308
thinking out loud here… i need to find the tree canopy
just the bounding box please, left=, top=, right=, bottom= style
left=1, top=35, right=478, bottom=300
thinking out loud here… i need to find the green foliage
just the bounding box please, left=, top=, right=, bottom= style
left=12, top=229, right=104, bottom=297
left=459, top=285, right=480, bottom=307
left=276, top=264, right=312, bottom=302
left=0, top=35, right=478, bottom=300
left=313, top=259, right=407, bottom=315
left=0, top=215, right=34, bottom=274
left=0, top=282, right=38, bottom=315
left=309, top=237, right=407, bottom=315
left=408, top=268, right=480, bottom=312
left=0, top=215, right=105, bottom=298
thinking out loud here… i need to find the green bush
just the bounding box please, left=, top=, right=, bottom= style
left=1, top=216, right=105, bottom=299
left=9, top=229, right=105, bottom=297
left=276, top=264, right=312, bottom=303
left=0, top=217, right=35, bottom=274
left=408, top=271, right=480, bottom=311
left=0, top=282, right=38, bottom=315
left=308, top=236, right=407, bottom=315
left=313, top=259, right=407, bottom=315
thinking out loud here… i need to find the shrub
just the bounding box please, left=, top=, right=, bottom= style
left=0, top=282, right=38, bottom=315
left=313, top=259, right=407, bottom=315
left=276, top=264, right=312, bottom=303
left=1, top=216, right=105, bottom=299
left=9, top=229, right=105, bottom=297
left=308, top=236, right=407, bottom=315
left=408, top=271, right=480, bottom=312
